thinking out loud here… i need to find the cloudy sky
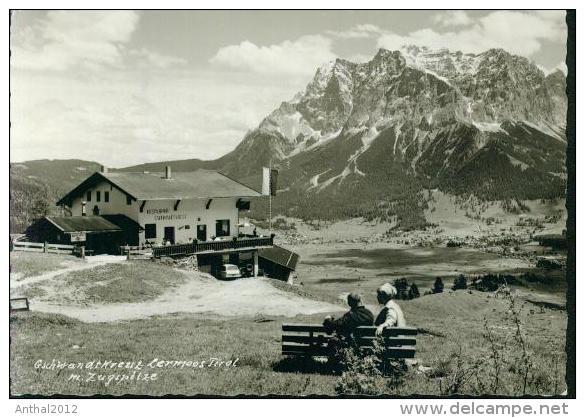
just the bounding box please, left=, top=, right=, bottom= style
left=10, top=10, right=567, bottom=167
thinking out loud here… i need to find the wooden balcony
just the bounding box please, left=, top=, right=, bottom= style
left=152, top=236, right=273, bottom=258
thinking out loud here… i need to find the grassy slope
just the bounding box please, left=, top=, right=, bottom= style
left=10, top=252, right=83, bottom=280
left=32, top=260, right=186, bottom=305
left=10, top=312, right=337, bottom=396
left=9, top=252, right=566, bottom=396
left=10, top=254, right=188, bottom=304
left=55, top=261, right=187, bottom=304
left=10, top=289, right=566, bottom=396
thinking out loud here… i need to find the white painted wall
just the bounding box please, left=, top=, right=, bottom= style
left=70, top=180, right=139, bottom=219
left=68, top=180, right=242, bottom=245
left=137, top=197, right=240, bottom=245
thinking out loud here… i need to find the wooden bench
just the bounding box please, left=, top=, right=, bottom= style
left=282, top=323, right=418, bottom=358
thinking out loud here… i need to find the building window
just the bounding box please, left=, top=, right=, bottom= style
left=86, top=191, right=91, bottom=201
left=126, top=195, right=132, bottom=205
left=104, top=191, right=109, bottom=202
left=216, top=219, right=230, bottom=237
left=184, top=225, right=191, bottom=230
left=96, top=191, right=101, bottom=202
left=145, top=224, right=157, bottom=239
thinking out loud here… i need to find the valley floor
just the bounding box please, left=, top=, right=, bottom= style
left=251, top=194, right=567, bottom=307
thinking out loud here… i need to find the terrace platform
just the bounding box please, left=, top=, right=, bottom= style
left=152, top=236, right=274, bottom=258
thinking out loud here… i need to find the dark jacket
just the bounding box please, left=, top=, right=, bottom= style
left=324, top=305, right=374, bottom=335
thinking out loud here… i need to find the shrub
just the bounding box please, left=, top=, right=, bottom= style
left=335, top=340, right=406, bottom=395
left=408, top=283, right=420, bottom=299
left=393, top=278, right=410, bottom=300
left=452, top=274, right=468, bottom=290
left=432, top=277, right=444, bottom=294
left=470, top=274, right=519, bottom=292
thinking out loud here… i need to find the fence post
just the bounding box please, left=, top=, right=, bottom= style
left=80, top=246, right=85, bottom=260
left=253, top=251, right=259, bottom=278
left=44, top=241, right=48, bottom=253
left=127, top=248, right=131, bottom=261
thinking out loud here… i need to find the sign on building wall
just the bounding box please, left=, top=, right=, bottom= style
left=69, top=231, right=87, bottom=242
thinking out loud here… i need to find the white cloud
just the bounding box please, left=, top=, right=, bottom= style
left=432, top=11, right=473, bottom=27
left=130, top=48, right=187, bottom=69
left=377, top=10, right=567, bottom=57
left=209, top=35, right=336, bottom=76
left=345, top=53, right=373, bottom=63
left=553, top=61, right=568, bottom=76
left=11, top=11, right=140, bottom=71
left=10, top=70, right=304, bottom=167
left=11, top=11, right=188, bottom=73
left=537, top=61, right=568, bottom=76
left=325, top=23, right=383, bottom=39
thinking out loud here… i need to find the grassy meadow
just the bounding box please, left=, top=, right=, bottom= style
left=10, top=289, right=566, bottom=396
left=10, top=251, right=84, bottom=280
left=47, top=261, right=187, bottom=305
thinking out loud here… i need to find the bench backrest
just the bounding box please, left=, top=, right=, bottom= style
left=281, top=323, right=417, bottom=358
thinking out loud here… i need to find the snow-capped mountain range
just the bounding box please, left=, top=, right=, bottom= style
left=241, top=46, right=565, bottom=171
left=123, top=45, right=567, bottom=223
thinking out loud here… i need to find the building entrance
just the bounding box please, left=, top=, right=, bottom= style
left=197, top=224, right=207, bottom=241
left=164, top=226, right=175, bottom=244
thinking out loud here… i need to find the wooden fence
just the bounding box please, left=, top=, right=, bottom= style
left=119, top=246, right=152, bottom=259
left=12, top=241, right=75, bottom=255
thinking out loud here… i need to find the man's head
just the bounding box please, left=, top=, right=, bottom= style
left=347, top=292, right=363, bottom=309
left=377, top=283, right=397, bottom=304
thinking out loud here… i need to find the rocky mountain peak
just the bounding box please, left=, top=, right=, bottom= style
left=227, top=44, right=566, bottom=183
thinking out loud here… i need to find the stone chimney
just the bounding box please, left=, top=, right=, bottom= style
left=165, top=165, right=172, bottom=179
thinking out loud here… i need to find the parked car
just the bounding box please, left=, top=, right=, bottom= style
left=219, top=264, right=241, bottom=280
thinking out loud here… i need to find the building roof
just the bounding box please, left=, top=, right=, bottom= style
left=45, top=216, right=123, bottom=233
left=258, top=245, right=300, bottom=271
left=102, top=214, right=144, bottom=231
left=57, top=170, right=261, bottom=206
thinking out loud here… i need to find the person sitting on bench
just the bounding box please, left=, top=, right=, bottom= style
left=323, top=293, right=374, bottom=362
left=323, top=293, right=374, bottom=336
left=375, top=283, right=406, bottom=336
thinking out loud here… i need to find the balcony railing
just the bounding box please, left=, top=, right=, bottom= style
left=152, top=236, right=273, bottom=258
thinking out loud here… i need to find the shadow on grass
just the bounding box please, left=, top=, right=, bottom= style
left=272, top=356, right=341, bottom=376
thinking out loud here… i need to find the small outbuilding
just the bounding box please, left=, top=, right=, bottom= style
left=24, top=215, right=133, bottom=254
left=258, top=245, right=300, bottom=282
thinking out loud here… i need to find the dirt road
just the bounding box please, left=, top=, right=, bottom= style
left=16, top=266, right=343, bottom=323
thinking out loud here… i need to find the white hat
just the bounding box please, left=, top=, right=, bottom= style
left=378, top=283, right=397, bottom=298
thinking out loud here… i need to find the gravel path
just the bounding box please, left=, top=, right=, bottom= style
left=10, top=255, right=127, bottom=288
left=22, top=268, right=342, bottom=323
